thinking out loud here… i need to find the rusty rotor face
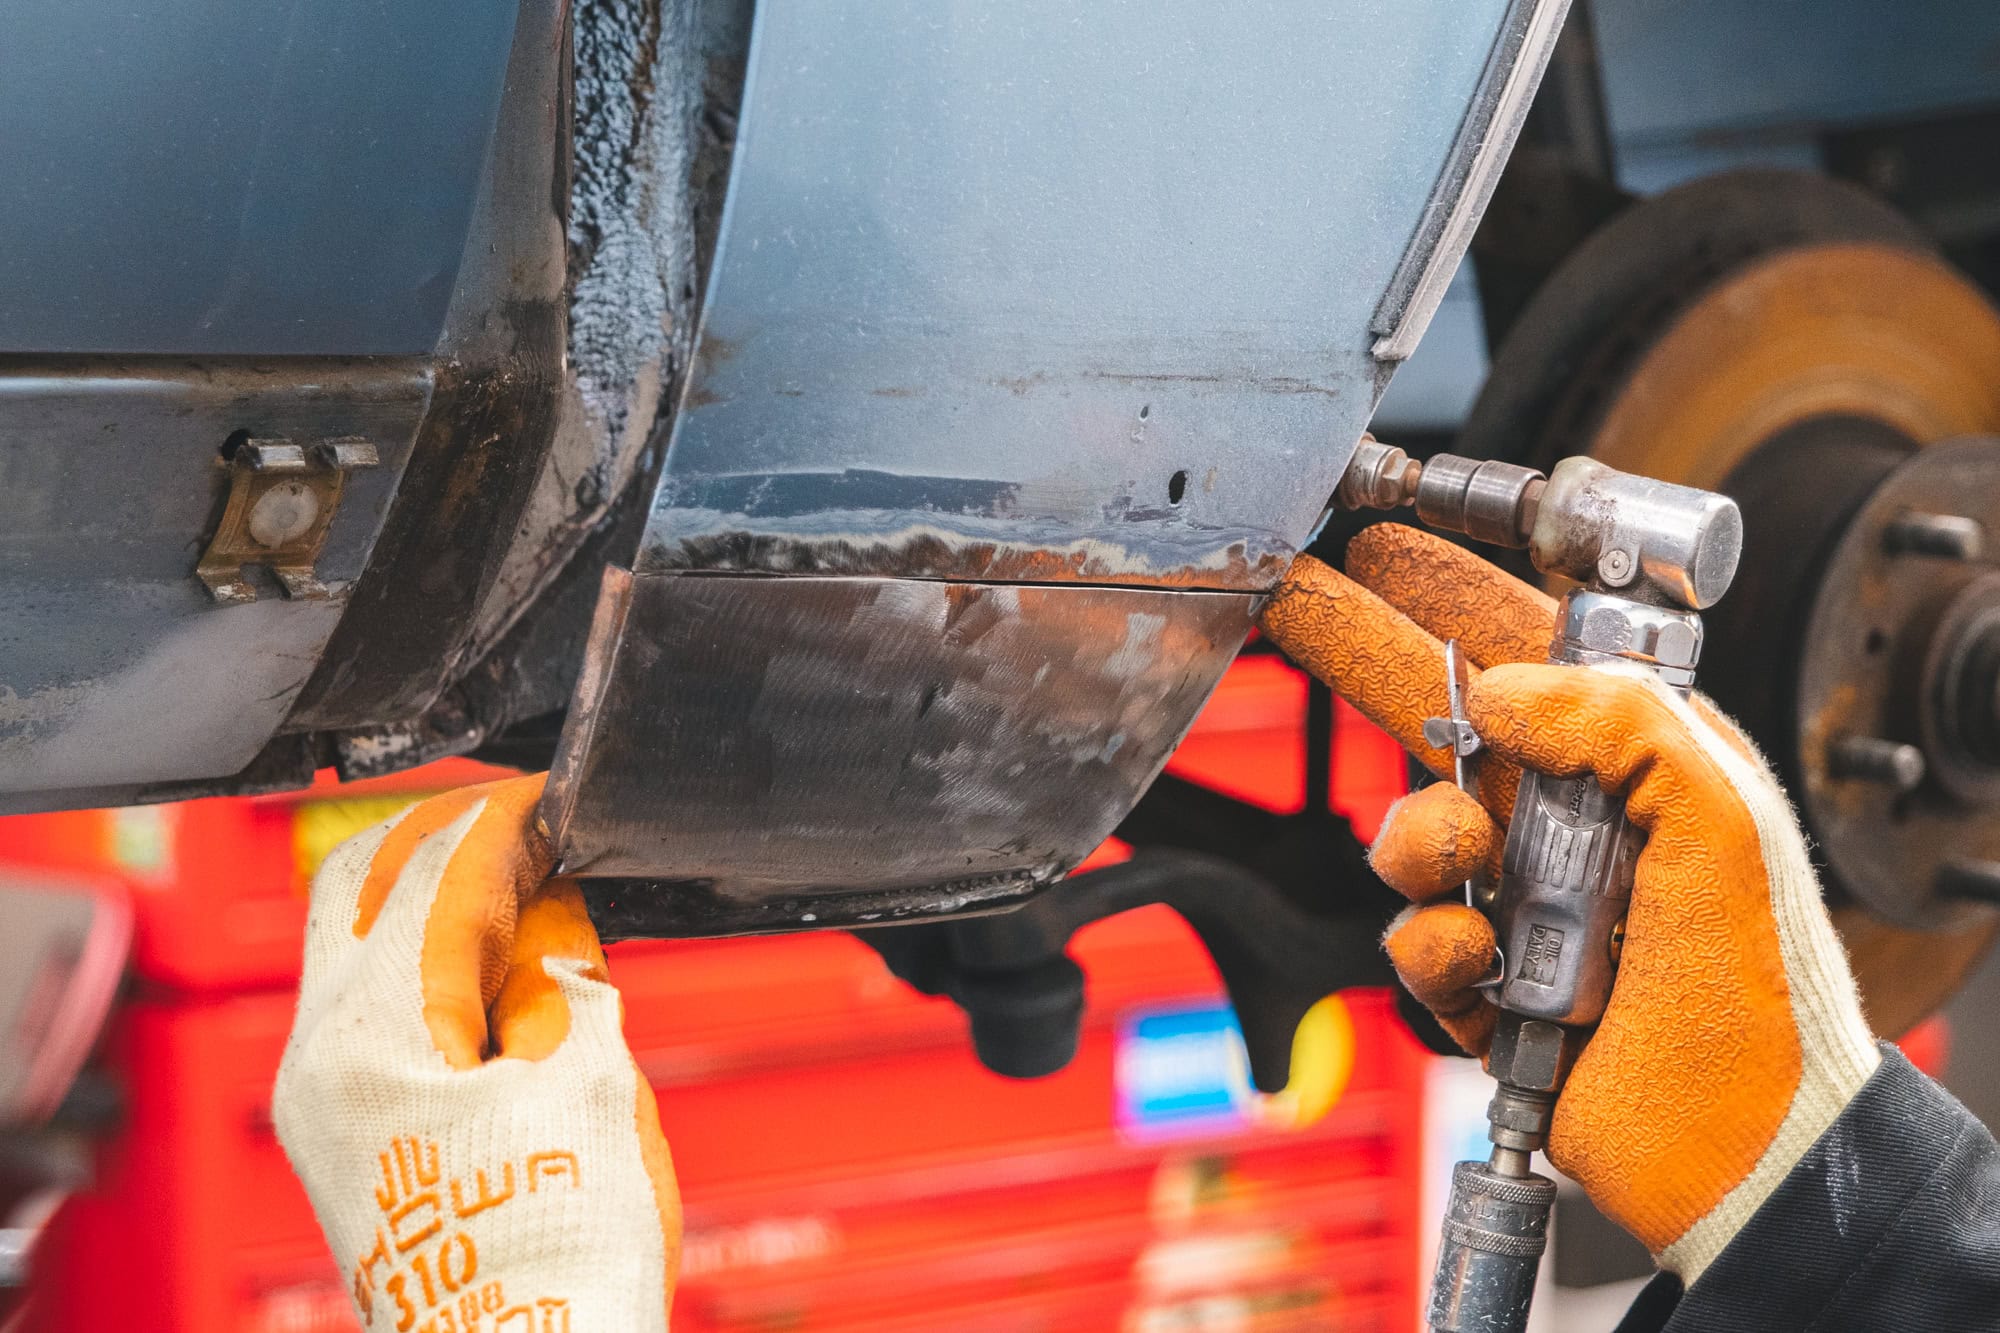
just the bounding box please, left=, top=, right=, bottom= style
left=1463, top=176, right=2000, bottom=1034
left=1796, top=438, right=2000, bottom=931
left=1590, top=248, right=2000, bottom=1035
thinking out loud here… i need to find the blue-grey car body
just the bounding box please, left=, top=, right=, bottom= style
left=545, top=0, right=1543, bottom=923
left=638, top=0, right=1515, bottom=590
left=0, top=1, right=518, bottom=355
left=0, top=0, right=1547, bottom=933
left=0, top=2, right=520, bottom=806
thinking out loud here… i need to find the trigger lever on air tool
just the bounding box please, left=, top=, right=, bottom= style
left=1420, top=639, right=1505, bottom=990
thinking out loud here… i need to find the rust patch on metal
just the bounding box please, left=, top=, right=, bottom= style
left=293, top=335, right=565, bottom=726
left=655, top=528, right=1289, bottom=591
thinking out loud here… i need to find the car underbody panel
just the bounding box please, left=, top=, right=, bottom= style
left=1, top=0, right=1569, bottom=937
left=541, top=0, right=1569, bottom=929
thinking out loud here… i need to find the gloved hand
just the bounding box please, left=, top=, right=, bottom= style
left=274, top=774, right=680, bottom=1332
left=1260, top=526, right=1881, bottom=1284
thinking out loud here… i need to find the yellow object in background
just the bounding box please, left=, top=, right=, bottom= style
left=1256, top=993, right=1357, bottom=1131
left=289, top=795, right=433, bottom=893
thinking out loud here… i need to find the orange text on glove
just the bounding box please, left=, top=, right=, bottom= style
left=353, top=1134, right=582, bottom=1332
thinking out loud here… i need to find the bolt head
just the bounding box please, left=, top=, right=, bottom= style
left=247, top=481, right=321, bottom=548
left=1885, top=511, right=1984, bottom=562
left=1488, top=1017, right=1567, bottom=1092
left=1831, top=736, right=1929, bottom=794
left=1940, top=858, right=2000, bottom=905
left=1653, top=620, right=1699, bottom=669
left=1579, top=605, right=1634, bottom=655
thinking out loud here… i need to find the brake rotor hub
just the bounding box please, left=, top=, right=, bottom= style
left=1926, top=574, right=2000, bottom=796
left=1781, top=437, right=2000, bottom=928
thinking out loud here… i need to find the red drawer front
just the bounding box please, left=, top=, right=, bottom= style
left=40, top=990, right=325, bottom=1331
left=38, top=920, right=1423, bottom=1331
left=23, top=652, right=1420, bottom=1328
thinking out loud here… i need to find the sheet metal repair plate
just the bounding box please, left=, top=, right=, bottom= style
left=640, top=0, right=1514, bottom=590
left=546, top=572, right=1258, bottom=934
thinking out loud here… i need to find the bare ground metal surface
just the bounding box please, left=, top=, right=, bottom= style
left=544, top=572, right=1258, bottom=932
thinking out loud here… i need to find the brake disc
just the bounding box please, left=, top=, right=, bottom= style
left=1460, top=169, right=2000, bottom=1035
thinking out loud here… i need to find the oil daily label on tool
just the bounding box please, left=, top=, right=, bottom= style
left=1518, top=925, right=1565, bottom=986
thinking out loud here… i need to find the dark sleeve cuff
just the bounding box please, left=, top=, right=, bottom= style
left=1616, top=1045, right=2000, bottom=1333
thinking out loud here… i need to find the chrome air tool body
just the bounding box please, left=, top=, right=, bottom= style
left=1337, top=439, right=1743, bottom=1333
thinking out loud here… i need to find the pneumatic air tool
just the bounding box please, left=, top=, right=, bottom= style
left=1334, top=439, right=1743, bottom=1333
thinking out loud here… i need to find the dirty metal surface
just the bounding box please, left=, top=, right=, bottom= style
left=1798, top=436, right=2000, bottom=931
left=545, top=572, right=1258, bottom=932
left=288, top=0, right=575, bottom=730
left=291, top=0, right=744, bottom=741
left=0, top=361, right=431, bottom=800
left=0, top=3, right=517, bottom=356
left=640, top=0, right=1518, bottom=591
left=545, top=0, right=1563, bottom=926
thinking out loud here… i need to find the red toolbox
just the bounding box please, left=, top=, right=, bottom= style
left=0, top=761, right=516, bottom=997
left=37, top=936, right=1425, bottom=1332
left=13, top=657, right=1424, bottom=1330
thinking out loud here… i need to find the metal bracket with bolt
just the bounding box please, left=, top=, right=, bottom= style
left=194, top=436, right=379, bottom=604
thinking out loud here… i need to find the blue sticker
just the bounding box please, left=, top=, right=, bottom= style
left=1115, top=1001, right=1257, bottom=1141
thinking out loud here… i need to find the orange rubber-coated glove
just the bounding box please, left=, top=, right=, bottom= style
left=275, top=774, right=681, bottom=1331
left=1260, top=527, right=1880, bottom=1283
